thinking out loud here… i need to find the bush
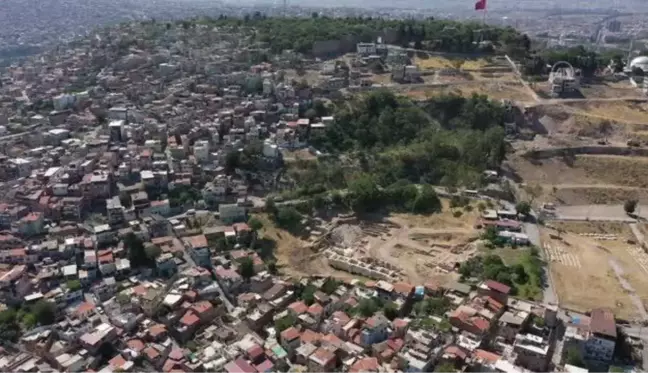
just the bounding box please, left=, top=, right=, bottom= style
left=624, top=199, right=638, bottom=215
left=275, top=206, right=302, bottom=230
left=66, top=279, right=82, bottom=291
left=452, top=210, right=463, bottom=218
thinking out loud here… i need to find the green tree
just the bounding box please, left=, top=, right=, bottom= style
left=248, top=216, right=264, bottom=232
left=265, top=198, right=278, bottom=215
left=435, top=362, right=456, bottom=372
left=125, top=233, right=152, bottom=268
left=0, top=309, right=21, bottom=342
left=515, top=201, right=531, bottom=216
left=624, top=199, right=638, bottom=215
left=565, top=346, right=585, bottom=367
left=275, top=314, right=297, bottom=332
left=66, top=279, right=82, bottom=291
left=275, top=206, right=302, bottom=230
left=144, top=244, right=162, bottom=260
left=267, top=260, right=278, bottom=275
left=383, top=302, right=399, bottom=320
left=348, top=174, right=383, bottom=213
left=32, top=300, right=57, bottom=325
left=321, top=278, right=340, bottom=294
left=239, top=257, right=255, bottom=279
left=301, top=285, right=317, bottom=306
left=412, top=185, right=442, bottom=213
left=356, top=298, right=379, bottom=317
left=116, top=293, right=131, bottom=305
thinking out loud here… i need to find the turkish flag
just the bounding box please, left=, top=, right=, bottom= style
left=475, top=0, right=486, bottom=10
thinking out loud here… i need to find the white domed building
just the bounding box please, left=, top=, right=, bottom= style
left=628, top=56, right=648, bottom=95
left=630, top=56, right=648, bottom=73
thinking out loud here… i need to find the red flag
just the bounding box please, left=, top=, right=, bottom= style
left=475, top=0, right=486, bottom=10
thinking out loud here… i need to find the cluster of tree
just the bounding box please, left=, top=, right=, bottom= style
left=565, top=346, right=586, bottom=368
left=238, top=256, right=256, bottom=279
left=348, top=296, right=398, bottom=320
left=481, top=226, right=508, bottom=247
left=266, top=199, right=303, bottom=231
left=225, top=140, right=265, bottom=175
left=413, top=296, right=451, bottom=317
left=125, top=233, right=160, bottom=268
left=309, top=91, right=507, bottom=189
left=523, top=46, right=624, bottom=78
left=346, top=175, right=442, bottom=214
left=203, top=17, right=530, bottom=57
left=275, top=313, right=297, bottom=332
left=0, top=300, right=58, bottom=341
left=168, top=185, right=201, bottom=208
left=459, top=251, right=543, bottom=299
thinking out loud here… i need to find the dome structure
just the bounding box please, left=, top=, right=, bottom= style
left=630, top=56, right=648, bottom=72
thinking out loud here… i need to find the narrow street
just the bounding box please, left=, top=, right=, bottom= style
left=524, top=213, right=558, bottom=306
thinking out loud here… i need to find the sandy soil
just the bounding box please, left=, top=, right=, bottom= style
left=542, top=228, right=640, bottom=320
left=405, top=82, right=534, bottom=103
left=508, top=155, right=648, bottom=189
left=256, top=214, right=361, bottom=281
left=544, top=222, right=648, bottom=321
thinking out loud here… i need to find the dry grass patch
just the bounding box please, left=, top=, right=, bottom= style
left=564, top=101, right=648, bottom=124
left=543, top=230, right=638, bottom=320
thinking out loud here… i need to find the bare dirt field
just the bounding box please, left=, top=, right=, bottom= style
left=541, top=227, right=642, bottom=320
left=366, top=199, right=483, bottom=284
left=563, top=101, right=648, bottom=125
left=413, top=56, right=488, bottom=70
left=256, top=214, right=362, bottom=281
left=405, top=82, right=535, bottom=102
left=507, top=154, right=648, bottom=205
left=578, top=82, right=645, bottom=99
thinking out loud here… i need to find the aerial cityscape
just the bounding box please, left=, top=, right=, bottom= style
left=1, top=0, right=648, bottom=372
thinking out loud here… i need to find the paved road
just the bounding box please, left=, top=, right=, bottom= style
left=550, top=204, right=647, bottom=222
left=524, top=214, right=558, bottom=306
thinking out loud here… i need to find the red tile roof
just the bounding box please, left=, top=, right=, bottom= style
left=168, top=348, right=184, bottom=361
left=392, top=282, right=414, bottom=295
left=350, top=357, right=379, bottom=373
left=484, top=280, right=511, bottom=295
left=444, top=345, right=468, bottom=360
left=76, top=301, right=95, bottom=315
left=387, top=338, right=404, bottom=352
left=144, top=346, right=160, bottom=360
left=307, top=303, right=324, bottom=316
left=247, top=344, right=264, bottom=360
left=280, top=327, right=301, bottom=342
left=254, top=359, right=274, bottom=373
left=127, top=339, right=145, bottom=352
left=332, top=311, right=350, bottom=324
left=183, top=234, right=208, bottom=249
left=392, top=318, right=409, bottom=329
left=473, top=349, right=502, bottom=363
left=473, top=317, right=491, bottom=332
left=310, top=347, right=335, bottom=366
left=288, top=301, right=308, bottom=315
left=109, top=354, right=127, bottom=369
left=590, top=308, right=617, bottom=338
left=231, top=358, right=257, bottom=373
left=180, top=311, right=200, bottom=326
left=191, top=301, right=213, bottom=315
left=149, top=324, right=167, bottom=337
left=300, top=329, right=323, bottom=344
